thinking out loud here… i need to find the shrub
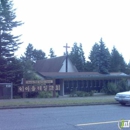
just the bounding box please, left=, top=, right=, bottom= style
left=37, top=91, right=59, bottom=98
left=69, top=91, right=77, bottom=97
left=117, top=79, right=130, bottom=92
left=107, top=83, right=119, bottom=95
left=13, top=95, right=22, bottom=99
left=69, top=91, right=93, bottom=97
left=102, top=79, right=130, bottom=95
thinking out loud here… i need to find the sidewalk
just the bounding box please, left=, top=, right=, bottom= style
left=0, top=95, right=117, bottom=109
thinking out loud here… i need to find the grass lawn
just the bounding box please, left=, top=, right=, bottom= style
left=0, top=95, right=117, bottom=108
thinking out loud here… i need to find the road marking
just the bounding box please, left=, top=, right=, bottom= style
left=76, top=120, right=119, bottom=126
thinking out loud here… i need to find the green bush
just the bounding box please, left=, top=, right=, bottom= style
left=69, top=91, right=93, bottom=97
left=107, top=83, right=119, bottom=95
left=117, top=79, right=130, bottom=92
left=102, top=79, right=130, bottom=95
left=37, top=91, right=59, bottom=98
left=69, top=91, right=77, bottom=97
left=13, top=95, right=22, bottom=99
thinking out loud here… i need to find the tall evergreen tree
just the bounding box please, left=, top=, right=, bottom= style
left=24, top=43, right=34, bottom=60
left=48, top=48, right=56, bottom=58
left=20, top=43, right=46, bottom=79
left=99, top=38, right=110, bottom=74
left=84, top=61, right=93, bottom=72
left=6, top=58, right=23, bottom=96
left=22, top=43, right=46, bottom=62
left=110, top=46, right=126, bottom=72
left=79, top=43, right=86, bottom=70
left=69, top=43, right=86, bottom=71
left=33, top=49, right=46, bottom=62
left=89, top=38, right=110, bottom=74
left=0, top=57, right=7, bottom=82
left=0, top=0, right=23, bottom=82
left=89, top=43, right=100, bottom=71
left=0, top=0, right=23, bottom=59
left=125, top=61, right=130, bottom=74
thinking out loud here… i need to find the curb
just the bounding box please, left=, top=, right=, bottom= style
left=0, top=102, right=119, bottom=110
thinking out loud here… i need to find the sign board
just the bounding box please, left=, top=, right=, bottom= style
left=0, top=83, right=13, bottom=99
left=18, top=85, right=60, bottom=92
left=25, top=80, right=53, bottom=84
left=18, top=79, right=60, bottom=92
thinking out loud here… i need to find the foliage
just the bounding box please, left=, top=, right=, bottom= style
left=125, top=62, right=130, bottom=74
left=102, top=83, right=119, bottom=95
left=20, top=43, right=46, bottom=80
left=0, top=0, right=23, bottom=83
left=0, top=57, right=7, bottom=82
left=117, top=78, right=130, bottom=92
left=37, top=91, right=59, bottom=98
left=33, top=49, right=46, bottom=62
left=6, top=58, right=23, bottom=96
left=84, top=61, right=93, bottom=72
left=21, top=59, right=37, bottom=80
left=69, top=43, right=86, bottom=71
left=48, top=48, right=56, bottom=58
left=0, top=0, right=23, bottom=59
left=99, top=38, right=110, bottom=74
left=69, top=91, right=93, bottom=97
left=89, top=43, right=100, bottom=71
left=22, top=43, right=46, bottom=62
left=89, top=38, right=110, bottom=74
left=109, top=46, right=126, bottom=72
left=102, top=79, right=130, bottom=95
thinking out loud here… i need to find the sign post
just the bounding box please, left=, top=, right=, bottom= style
left=53, top=79, right=56, bottom=97
left=22, top=78, right=26, bottom=98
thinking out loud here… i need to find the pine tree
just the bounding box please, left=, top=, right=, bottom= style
left=125, top=62, right=130, bottom=74
left=20, top=43, right=46, bottom=79
left=110, top=46, right=126, bottom=72
left=99, top=38, right=110, bottom=74
left=6, top=58, right=23, bottom=96
left=22, top=43, right=46, bottom=62
left=79, top=43, right=86, bottom=70
left=89, top=38, right=110, bottom=74
left=24, top=43, right=34, bottom=61
left=0, top=0, right=23, bottom=59
left=69, top=43, right=86, bottom=71
left=33, top=49, right=46, bottom=62
left=0, top=0, right=23, bottom=83
left=48, top=48, right=56, bottom=58
left=89, top=43, right=100, bottom=71
left=84, top=61, right=93, bottom=72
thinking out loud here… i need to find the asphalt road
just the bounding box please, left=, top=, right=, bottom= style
left=0, top=104, right=130, bottom=130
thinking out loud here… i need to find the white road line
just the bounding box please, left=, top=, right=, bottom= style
left=76, top=120, right=119, bottom=126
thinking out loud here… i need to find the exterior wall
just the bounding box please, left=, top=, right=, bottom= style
left=63, top=80, right=103, bottom=94
left=59, top=79, right=64, bottom=96
left=59, top=58, right=77, bottom=72
left=127, top=79, right=130, bottom=86
left=63, top=79, right=125, bottom=95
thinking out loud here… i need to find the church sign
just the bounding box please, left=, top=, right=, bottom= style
left=25, top=80, right=53, bottom=84
left=18, top=79, right=60, bottom=93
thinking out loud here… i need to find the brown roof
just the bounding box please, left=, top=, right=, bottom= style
left=110, top=72, right=127, bottom=75
left=38, top=72, right=130, bottom=80
left=34, top=56, right=66, bottom=72
left=39, top=72, right=101, bottom=79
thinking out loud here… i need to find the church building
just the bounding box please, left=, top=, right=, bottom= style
left=34, top=55, right=130, bottom=96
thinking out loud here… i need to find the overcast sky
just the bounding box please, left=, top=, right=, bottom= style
left=13, top=0, right=130, bottom=63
